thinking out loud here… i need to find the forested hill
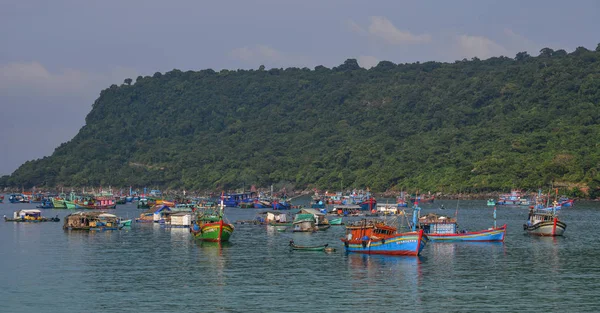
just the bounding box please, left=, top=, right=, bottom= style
left=3, top=45, right=600, bottom=196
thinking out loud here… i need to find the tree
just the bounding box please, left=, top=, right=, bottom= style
left=124, top=78, right=132, bottom=85
left=539, top=47, right=554, bottom=57
left=515, top=51, right=530, bottom=61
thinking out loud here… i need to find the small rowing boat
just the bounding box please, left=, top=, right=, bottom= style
left=289, top=240, right=332, bottom=251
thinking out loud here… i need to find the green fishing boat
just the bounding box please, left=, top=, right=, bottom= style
left=190, top=198, right=234, bottom=242
left=329, top=218, right=343, bottom=225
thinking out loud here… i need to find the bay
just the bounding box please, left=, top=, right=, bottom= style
left=1, top=196, right=599, bottom=312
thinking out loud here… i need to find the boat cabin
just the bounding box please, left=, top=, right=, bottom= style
left=418, top=213, right=457, bottom=234
left=376, top=204, right=399, bottom=215
left=527, top=209, right=556, bottom=226
left=344, top=220, right=397, bottom=242
left=152, top=204, right=171, bottom=222
left=298, top=208, right=329, bottom=226
left=330, top=204, right=361, bottom=216
left=164, top=212, right=193, bottom=228
left=13, top=209, right=43, bottom=221
left=292, top=214, right=316, bottom=232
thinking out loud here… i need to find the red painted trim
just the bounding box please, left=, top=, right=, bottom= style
left=552, top=217, right=557, bottom=236
left=416, top=229, right=423, bottom=255
left=218, top=219, right=224, bottom=241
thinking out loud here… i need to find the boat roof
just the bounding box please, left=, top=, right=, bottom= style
left=18, top=209, right=42, bottom=213
left=98, top=213, right=117, bottom=218
left=299, top=208, right=324, bottom=216
left=332, top=204, right=361, bottom=209
left=258, top=210, right=287, bottom=215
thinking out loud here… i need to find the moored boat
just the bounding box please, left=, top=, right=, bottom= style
left=341, top=220, right=426, bottom=256
left=119, top=219, right=132, bottom=227
left=63, top=211, right=121, bottom=231
left=4, top=209, right=60, bottom=222
left=329, top=218, right=343, bottom=225
left=190, top=197, right=234, bottom=242
left=523, top=207, right=566, bottom=236
left=289, top=240, right=333, bottom=252
left=416, top=210, right=506, bottom=242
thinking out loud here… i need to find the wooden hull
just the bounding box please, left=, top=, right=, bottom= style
left=4, top=217, right=60, bottom=222
left=426, top=225, right=507, bottom=242
left=524, top=218, right=566, bottom=236
left=65, top=226, right=119, bottom=231
left=192, top=220, right=234, bottom=242
left=64, top=200, right=81, bottom=210
left=79, top=203, right=117, bottom=210
left=52, top=199, right=66, bottom=208
left=289, top=242, right=329, bottom=251
left=329, top=218, right=343, bottom=225
left=341, top=230, right=427, bottom=256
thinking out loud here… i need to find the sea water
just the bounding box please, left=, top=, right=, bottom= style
left=0, top=197, right=599, bottom=312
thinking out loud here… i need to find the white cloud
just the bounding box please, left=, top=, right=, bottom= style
left=503, top=28, right=541, bottom=55
left=346, top=19, right=367, bottom=36
left=367, top=16, right=431, bottom=45
left=229, top=44, right=311, bottom=68
left=358, top=56, right=379, bottom=69
left=456, top=34, right=509, bottom=59
left=348, top=16, right=431, bottom=45
left=0, top=61, right=139, bottom=96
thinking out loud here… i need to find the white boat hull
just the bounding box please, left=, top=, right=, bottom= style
left=524, top=218, right=566, bottom=236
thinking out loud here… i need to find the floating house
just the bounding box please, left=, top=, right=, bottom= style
left=164, top=212, right=193, bottom=228
left=63, top=211, right=120, bottom=231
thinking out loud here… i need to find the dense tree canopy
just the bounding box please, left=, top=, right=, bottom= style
left=2, top=46, right=600, bottom=197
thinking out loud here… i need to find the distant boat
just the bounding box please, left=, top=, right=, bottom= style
left=119, top=219, right=132, bottom=228
left=0, top=195, right=4, bottom=203
left=487, top=199, right=496, bottom=206
left=4, top=209, right=60, bottom=222
left=329, top=218, right=343, bottom=225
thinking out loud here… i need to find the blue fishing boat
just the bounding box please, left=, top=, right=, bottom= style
left=340, top=206, right=427, bottom=256
left=415, top=205, right=506, bottom=242
left=222, top=192, right=256, bottom=207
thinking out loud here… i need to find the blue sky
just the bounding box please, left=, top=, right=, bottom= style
left=1, top=0, right=599, bottom=175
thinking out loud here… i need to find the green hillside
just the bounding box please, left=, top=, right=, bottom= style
left=3, top=45, right=600, bottom=196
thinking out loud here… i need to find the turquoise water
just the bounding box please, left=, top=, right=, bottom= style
left=1, top=197, right=599, bottom=312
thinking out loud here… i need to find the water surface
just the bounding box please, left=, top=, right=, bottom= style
left=1, top=198, right=598, bottom=312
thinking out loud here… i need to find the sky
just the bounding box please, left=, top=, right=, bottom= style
left=1, top=0, right=599, bottom=175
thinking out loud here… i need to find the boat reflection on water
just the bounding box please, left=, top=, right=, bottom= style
left=346, top=253, right=423, bottom=284
left=194, top=240, right=231, bottom=292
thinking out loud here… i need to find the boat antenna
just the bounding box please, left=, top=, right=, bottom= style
left=455, top=189, right=460, bottom=219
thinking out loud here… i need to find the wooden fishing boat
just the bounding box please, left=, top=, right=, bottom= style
left=190, top=197, right=234, bottom=242
left=417, top=212, right=506, bottom=242
left=289, top=240, right=331, bottom=251
left=524, top=207, right=566, bottom=236
left=4, top=209, right=60, bottom=222
left=119, top=219, right=132, bottom=227
left=341, top=220, right=427, bottom=256
left=0, top=195, right=4, bottom=203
